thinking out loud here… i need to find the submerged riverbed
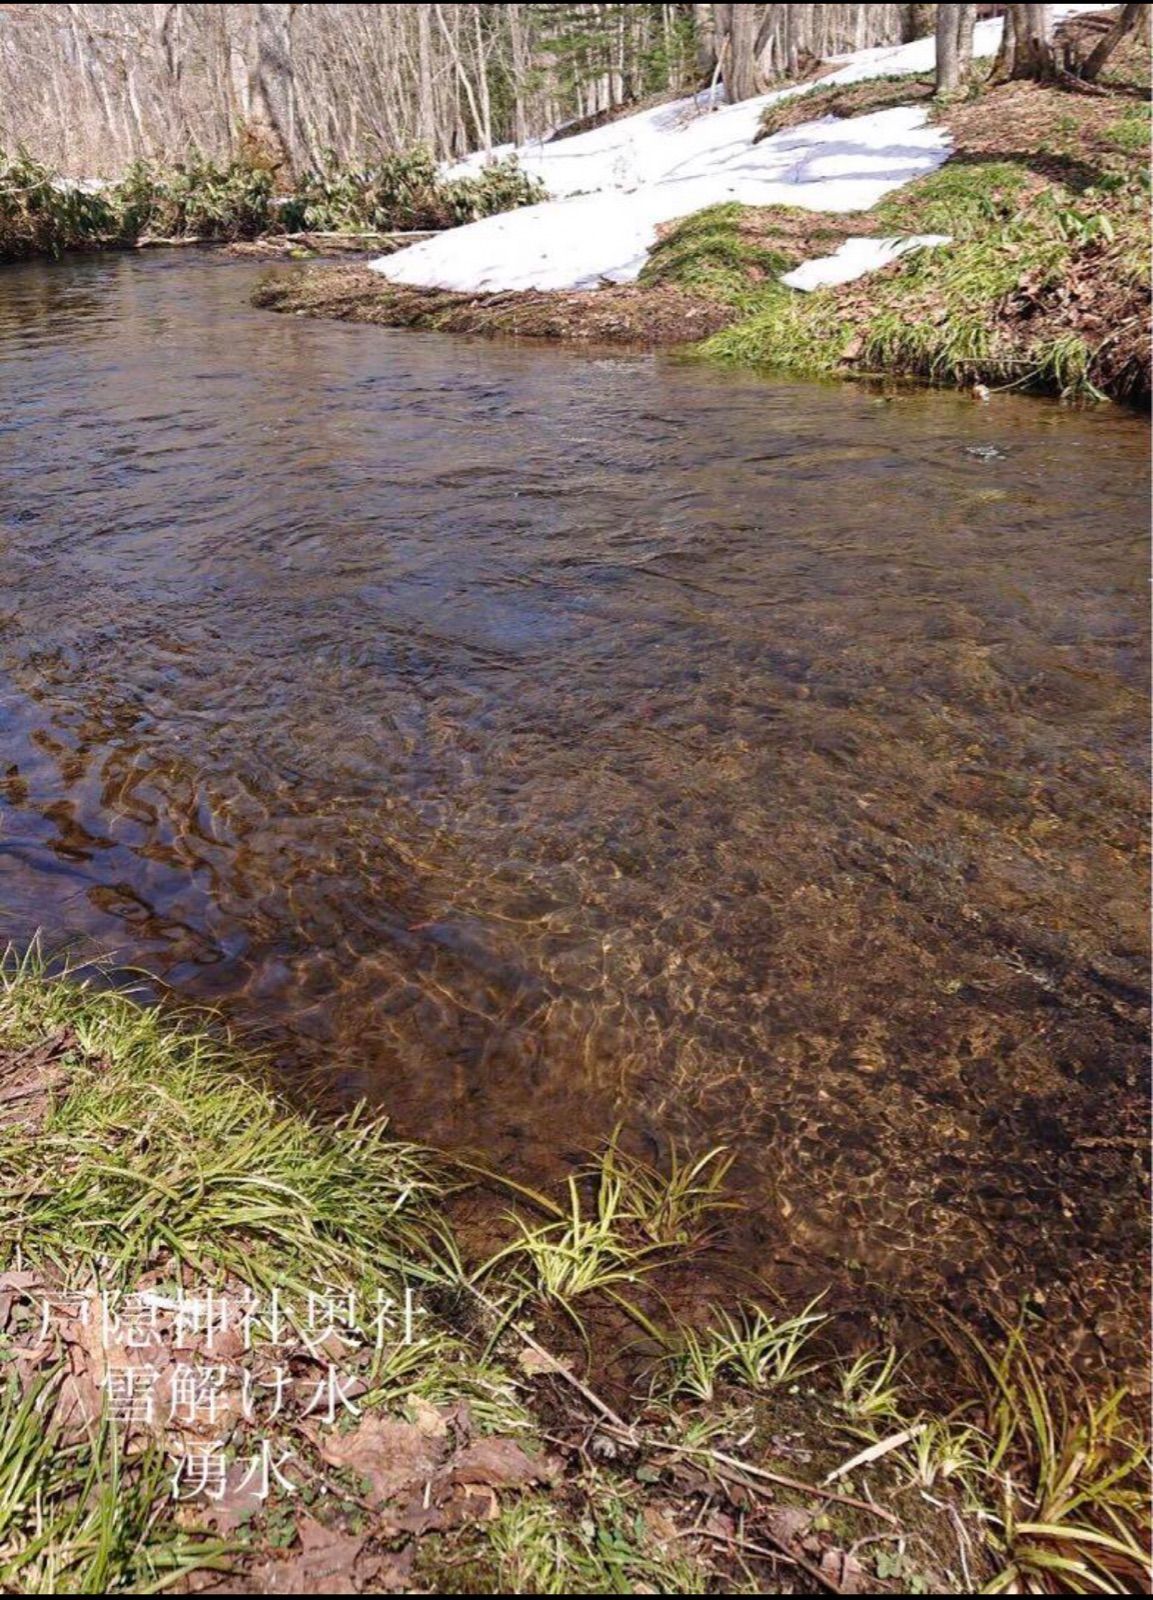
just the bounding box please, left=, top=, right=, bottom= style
left=1, top=251, right=1148, bottom=1371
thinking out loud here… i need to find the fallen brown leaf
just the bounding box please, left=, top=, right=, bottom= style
left=317, top=1415, right=446, bottom=1506
left=249, top=1516, right=365, bottom=1594
left=448, top=1436, right=559, bottom=1489
left=820, top=1547, right=871, bottom=1593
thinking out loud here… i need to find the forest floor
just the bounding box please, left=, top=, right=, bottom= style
left=254, top=19, right=1151, bottom=406
left=0, top=956, right=1148, bottom=1595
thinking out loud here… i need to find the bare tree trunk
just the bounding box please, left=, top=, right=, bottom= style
left=251, top=3, right=302, bottom=173
left=693, top=3, right=717, bottom=79
left=1080, top=1, right=1144, bottom=82
left=1004, top=4, right=1056, bottom=81
left=956, top=3, right=974, bottom=78
left=712, top=2, right=760, bottom=102
left=936, top=3, right=975, bottom=91
left=507, top=2, right=530, bottom=142
left=935, top=4, right=960, bottom=90
left=417, top=5, right=436, bottom=149
left=472, top=4, right=493, bottom=151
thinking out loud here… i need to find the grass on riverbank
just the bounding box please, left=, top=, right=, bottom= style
left=0, top=948, right=1149, bottom=1594
left=698, top=14, right=1151, bottom=403
left=0, top=146, right=544, bottom=262
left=701, top=60, right=1151, bottom=404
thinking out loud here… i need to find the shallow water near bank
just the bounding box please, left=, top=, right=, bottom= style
left=2, top=251, right=1148, bottom=1371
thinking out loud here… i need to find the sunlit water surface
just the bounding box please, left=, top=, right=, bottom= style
left=2, top=252, right=1148, bottom=1370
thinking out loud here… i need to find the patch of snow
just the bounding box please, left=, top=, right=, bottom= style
left=817, top=2, right=1109, bottom=86
left=380, top=105, right=951, bottom=293
left=781, top=233, right=951, bottom=291
left=371, top=3, right=1109, bottom=296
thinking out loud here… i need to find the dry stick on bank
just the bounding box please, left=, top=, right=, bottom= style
left=468, top=1284, right=899, bottom=1524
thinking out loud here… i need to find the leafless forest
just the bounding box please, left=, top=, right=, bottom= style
left=0, top=3, right=928, bottom=176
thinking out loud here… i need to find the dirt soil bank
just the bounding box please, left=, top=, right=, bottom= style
left=252, top=268, right=737, bottom=344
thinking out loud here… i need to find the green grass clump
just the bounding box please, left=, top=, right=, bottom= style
left=0, top=144, right=545, bottom=263
left=702, top=279, right=850, bottom=374
left=0, top=1379, right=230, bottom=1593
left=1105, top=102, right=1152, bottom=156
left=458, top=1491, right=708, bottom=1594
left=595, top=1132, right=735, bottom=1249
left=662, top=1299, right=826, bottom=1402
left=973, top=1333, right=1151, bottom=1596
left=474, top=1132, right=733, bottom=1345
left=280, top=148, right=544, bottom=234
left=0, top=949, right=452, bottom=1296
left=639, top=202, right=795, bottom=309
left=872, top=160, right=1032, bottom=239
left=0, top=149, right=117, bottom=260
left=702, top=157, right=1148, bottom=401
left=113, top=153, right=276, bottom=241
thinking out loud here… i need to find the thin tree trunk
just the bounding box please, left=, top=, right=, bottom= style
left=990, top=3, right=1017, bottom=80
left=433, top=2, right=488, bottom=155
left=1080, top=1, right=1143, bottom=82
left=417, top=5, right=436, bottom=150
left=935, top=4, right=960, bottom=90
left=956, top=3, right=975, bottom=79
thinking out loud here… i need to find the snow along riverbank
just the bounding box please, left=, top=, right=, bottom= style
left=369, top=4, right=1108, bottom=297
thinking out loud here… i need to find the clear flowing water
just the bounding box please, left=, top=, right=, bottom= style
left=2, top=252, right=1148, bottom=1371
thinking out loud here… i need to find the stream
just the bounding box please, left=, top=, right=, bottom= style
left=1, top=250, right=1148, bottom=1373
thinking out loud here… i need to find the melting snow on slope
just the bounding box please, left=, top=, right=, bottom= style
left=781, top=233, right=952, bottom=291
left=370, top=4, right=1108, bottom=296
left=379, top=104, right=950, bottom=292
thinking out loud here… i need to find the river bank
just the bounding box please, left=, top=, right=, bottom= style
left=0, top=146, right=543, bottom=265
left=254, top=21, right=1150, bottom=404
left=1, top=955, right=1148, bottom=1595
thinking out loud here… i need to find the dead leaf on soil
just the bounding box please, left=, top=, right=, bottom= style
left=448, top=1436, right=560, bottom=1489
left=316, top=1415, right=447, bottom=1506
left=517, top=1344, right=575, bottom=1378
left=820, top=1547, right=872, bottom=1593
left=249, top=1516, right=365, bottom=1594
left=764, top=1506, right=814, bottom=1548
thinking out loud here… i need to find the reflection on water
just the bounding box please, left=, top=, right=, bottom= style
left=1, top=251, right=1148, bottom=1370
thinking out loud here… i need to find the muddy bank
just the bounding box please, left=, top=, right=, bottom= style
left=252, top=266, right=736, bottom=344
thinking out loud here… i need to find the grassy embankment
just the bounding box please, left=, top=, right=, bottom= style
left=254, top=21, right=1150, bottom=404
left=0, top=146, right=543, bottom=262
left=694, top=34, right=1151, bottom=404
left=0, top=949, right=1148, bottom=1594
